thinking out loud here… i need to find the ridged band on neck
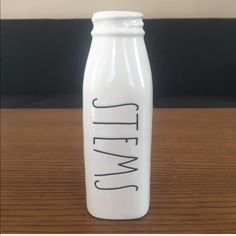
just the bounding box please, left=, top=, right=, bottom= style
left=91, top=11, right=145, bottom=36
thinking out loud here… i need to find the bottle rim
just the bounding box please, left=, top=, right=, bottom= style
left=92, top=11, right=143, bottom=22
left=91, top=11, right=145, bottom=36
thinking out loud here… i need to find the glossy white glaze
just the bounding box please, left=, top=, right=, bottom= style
left=83, top=11, right=153, bottom=220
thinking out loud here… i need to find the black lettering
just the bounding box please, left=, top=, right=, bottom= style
left=92, top=98, right=139, bottom=111
left=94, top=149, right=138, bottom=176
left=92, top=113, right=138, bottom=130
left=91, top=97, right=140, bottom=192
left=94, top=180, right=138, bottom=191
left=93, top=137, right=138, bottom=145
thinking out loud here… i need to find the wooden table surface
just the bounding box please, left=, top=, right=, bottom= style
left=1, top=108, right=236, bottom=233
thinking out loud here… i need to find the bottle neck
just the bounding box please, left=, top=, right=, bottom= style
left=91, top=11, right=145, bottom=37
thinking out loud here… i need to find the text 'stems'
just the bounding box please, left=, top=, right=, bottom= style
left=92, top=98, right=139, bottom=191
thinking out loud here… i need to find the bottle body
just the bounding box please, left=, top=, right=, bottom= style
left=83, top=11, right=153, bottom=220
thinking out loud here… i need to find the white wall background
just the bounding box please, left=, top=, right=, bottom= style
left=1, top=0, right=236, bottom=19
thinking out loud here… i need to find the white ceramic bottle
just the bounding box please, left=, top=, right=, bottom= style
left=83, top=11, right=153, bottom=220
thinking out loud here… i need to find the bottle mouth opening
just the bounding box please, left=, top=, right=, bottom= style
left=92, top=11, right=143, bottom=22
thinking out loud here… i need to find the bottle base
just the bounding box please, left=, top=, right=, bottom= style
left=86, top=205, right=150, bottom=220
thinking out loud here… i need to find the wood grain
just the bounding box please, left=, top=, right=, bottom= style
left=1, top=108, right=236, bottom=233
